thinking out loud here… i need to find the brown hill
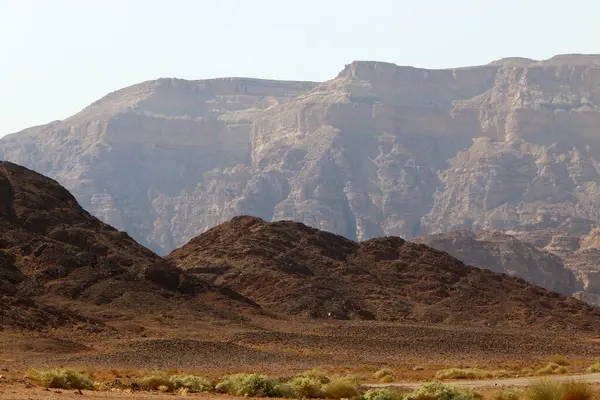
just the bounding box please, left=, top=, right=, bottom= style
left=168, top=215, right=600, bottom=331
left=0, top=161, right=260, bottom=330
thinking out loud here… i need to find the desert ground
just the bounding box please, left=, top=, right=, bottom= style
left=3, top=313, right=600, bottom=398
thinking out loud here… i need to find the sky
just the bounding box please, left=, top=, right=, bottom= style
left=0, top=0, right=599, bottom=136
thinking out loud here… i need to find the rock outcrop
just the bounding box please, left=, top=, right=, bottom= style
left=2, top=55, right=600, bottom=257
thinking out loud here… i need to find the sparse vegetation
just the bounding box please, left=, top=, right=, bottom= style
left=322, top=377, right=360, bottom=399
left=169, top=374, right=212, bottom=393
left=27, top=368, right=95, bottom=390
left=549, top=355, right=569, bottom=366
left=435, top=368, right=510, bottom=380
left=405, top=381, right=480, bottom=400
left=561, top=381, right=595, bottom=400
left=363, top=387, right=404, bottom=400
left=289, top=375, right=324, bottom=398
left=374, top=368, right=395, bottom=383
left=215, top=373, right=279, bottom=397
left=274, top=382, right=297, bottom=398
left=526, top=380, right=563, bottom=400
left=138, top=374, right=175, bottom=392
left=521, top=368, right=535, bottom=377
left=495, top=388, right=523, bottom=400
left=535, top=363, right=568, bottom=376
left=299, top=369, right=331, bottom=384
left=588, top=362, right=600, bottom=373
left=21, top=366, right=597, bottom=400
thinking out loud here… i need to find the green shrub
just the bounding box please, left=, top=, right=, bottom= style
left=561, top=381, right=595, bottom=400
left=549, top=355, right=569, bottom=366
left=374, top=368, right=395, bottom=383
left=274, top=382, right=297, bottom=398
left=138, top=374, right=175, bottom=391
left=289, top=375, right=324, bottom=398
left=588, top=362, right=600, bottom=373
left=322, top=377, right=360, bottom=399
left=526, top=380, right=562, bottom=400
left=215, top=373, right=279, bottom=397
left=406, top=381, right=479, bottom=400
left=363, top=387, right=404, bottom=400
left=27, top=368, right=95, bottom=390
left=169, top=374, right=212, bottom=393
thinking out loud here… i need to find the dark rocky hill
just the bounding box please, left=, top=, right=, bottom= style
left=168, top=215, right=600, bottom=331
left=0, top=162, right=259, bottom=330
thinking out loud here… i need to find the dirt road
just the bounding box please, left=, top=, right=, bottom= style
left=366, top=373, right=600, bottom=389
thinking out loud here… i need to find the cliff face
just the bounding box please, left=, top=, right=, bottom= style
left=2, top=55, right=600, bottom=257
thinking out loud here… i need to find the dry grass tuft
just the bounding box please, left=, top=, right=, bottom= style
left=138, top=374, right=175, bottom=392
left=299, top=369, right=331, bottom=384
left=550, top=355, right=569, bottom=366
left=495, top=388, right=523, bottom=400
left=406, top=381, right=480, bottom=400
left=435, top=368, right=510, bottom=380
left=215, top=373, right=279, bottom=397
left=535, top=363, right=568, bottom=376
left=363, top=387, right=404, bottom=400
left=561, top=381, right=595, bottom=400
left=289, top=375, right=324, bottom=398
left=27, top=368, right=95, bottom=390
left=322, top=377, right=360, bottom=399
left=526, top=380, right=563, bottom=400
left=374, top=368, right=395, bottom=383
left=169, top=374, right=212, bottom=393
left=588, top=362, right=600, bottom=373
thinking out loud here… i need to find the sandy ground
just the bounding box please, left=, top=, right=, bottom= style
left=0, top=386, right=230, bottom=399
left=369, top=373, right=600, bottom=389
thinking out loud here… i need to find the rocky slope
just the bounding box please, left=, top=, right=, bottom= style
left=414, top=211, right=600, bottom=304
left=168, top=215, right=600, bottom=330
left=2, top=55, right=600, bottom=256
left=414, top=230, right=580, bottom=295
left=0, top=161, right=259, bottom=330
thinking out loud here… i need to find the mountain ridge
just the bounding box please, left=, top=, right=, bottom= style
left=2, top=53, right=600, bottom=263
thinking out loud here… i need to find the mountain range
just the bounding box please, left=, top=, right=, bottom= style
left=2, top=160, right=600, bottom=333
left=2, top=54, right=600, bottom=303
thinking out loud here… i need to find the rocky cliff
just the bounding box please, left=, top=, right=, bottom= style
left=2, top=55, right=600, bottom=257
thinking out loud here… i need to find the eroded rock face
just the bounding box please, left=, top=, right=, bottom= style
left=416, top=217, right=600, bottom=304
left=414, top=230, right=580, bottom=295
left=2, top=55, right=600, bottom=257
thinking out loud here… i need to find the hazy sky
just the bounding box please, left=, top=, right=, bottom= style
left=1, top=0, right=598, bottom=136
